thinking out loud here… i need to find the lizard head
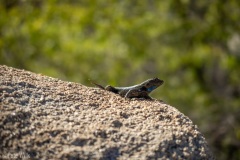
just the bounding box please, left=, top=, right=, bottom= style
left=141, top=78, right=164, bottom=93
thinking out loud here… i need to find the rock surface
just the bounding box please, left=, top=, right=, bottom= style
left=0, top=65, right=214, bottom=159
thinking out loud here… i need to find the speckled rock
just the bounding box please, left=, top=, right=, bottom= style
left=0, top=65, right=214, bottom=160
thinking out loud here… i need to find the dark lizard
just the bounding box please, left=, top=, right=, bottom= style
left=91, top=78, right=164, bottom=99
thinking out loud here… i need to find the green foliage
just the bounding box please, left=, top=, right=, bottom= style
left=1, top=1, right=240, bottom=159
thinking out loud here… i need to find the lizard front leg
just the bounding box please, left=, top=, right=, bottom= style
left=142, top=95, right=152, bottom=99
left=123, top=89, right=141, bottom=98
left=124, top=89, right=152, bottom=99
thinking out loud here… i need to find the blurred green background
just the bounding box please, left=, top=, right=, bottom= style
left=1, top=0, right=240, bottom=159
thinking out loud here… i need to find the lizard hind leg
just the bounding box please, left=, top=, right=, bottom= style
left=106, top=85, right=119, bottom=94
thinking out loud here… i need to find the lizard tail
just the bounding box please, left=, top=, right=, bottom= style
left=89, top=79, right=105, bottom=90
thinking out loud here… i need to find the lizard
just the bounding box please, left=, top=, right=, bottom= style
left=90, top=78, right=164, bottom=99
